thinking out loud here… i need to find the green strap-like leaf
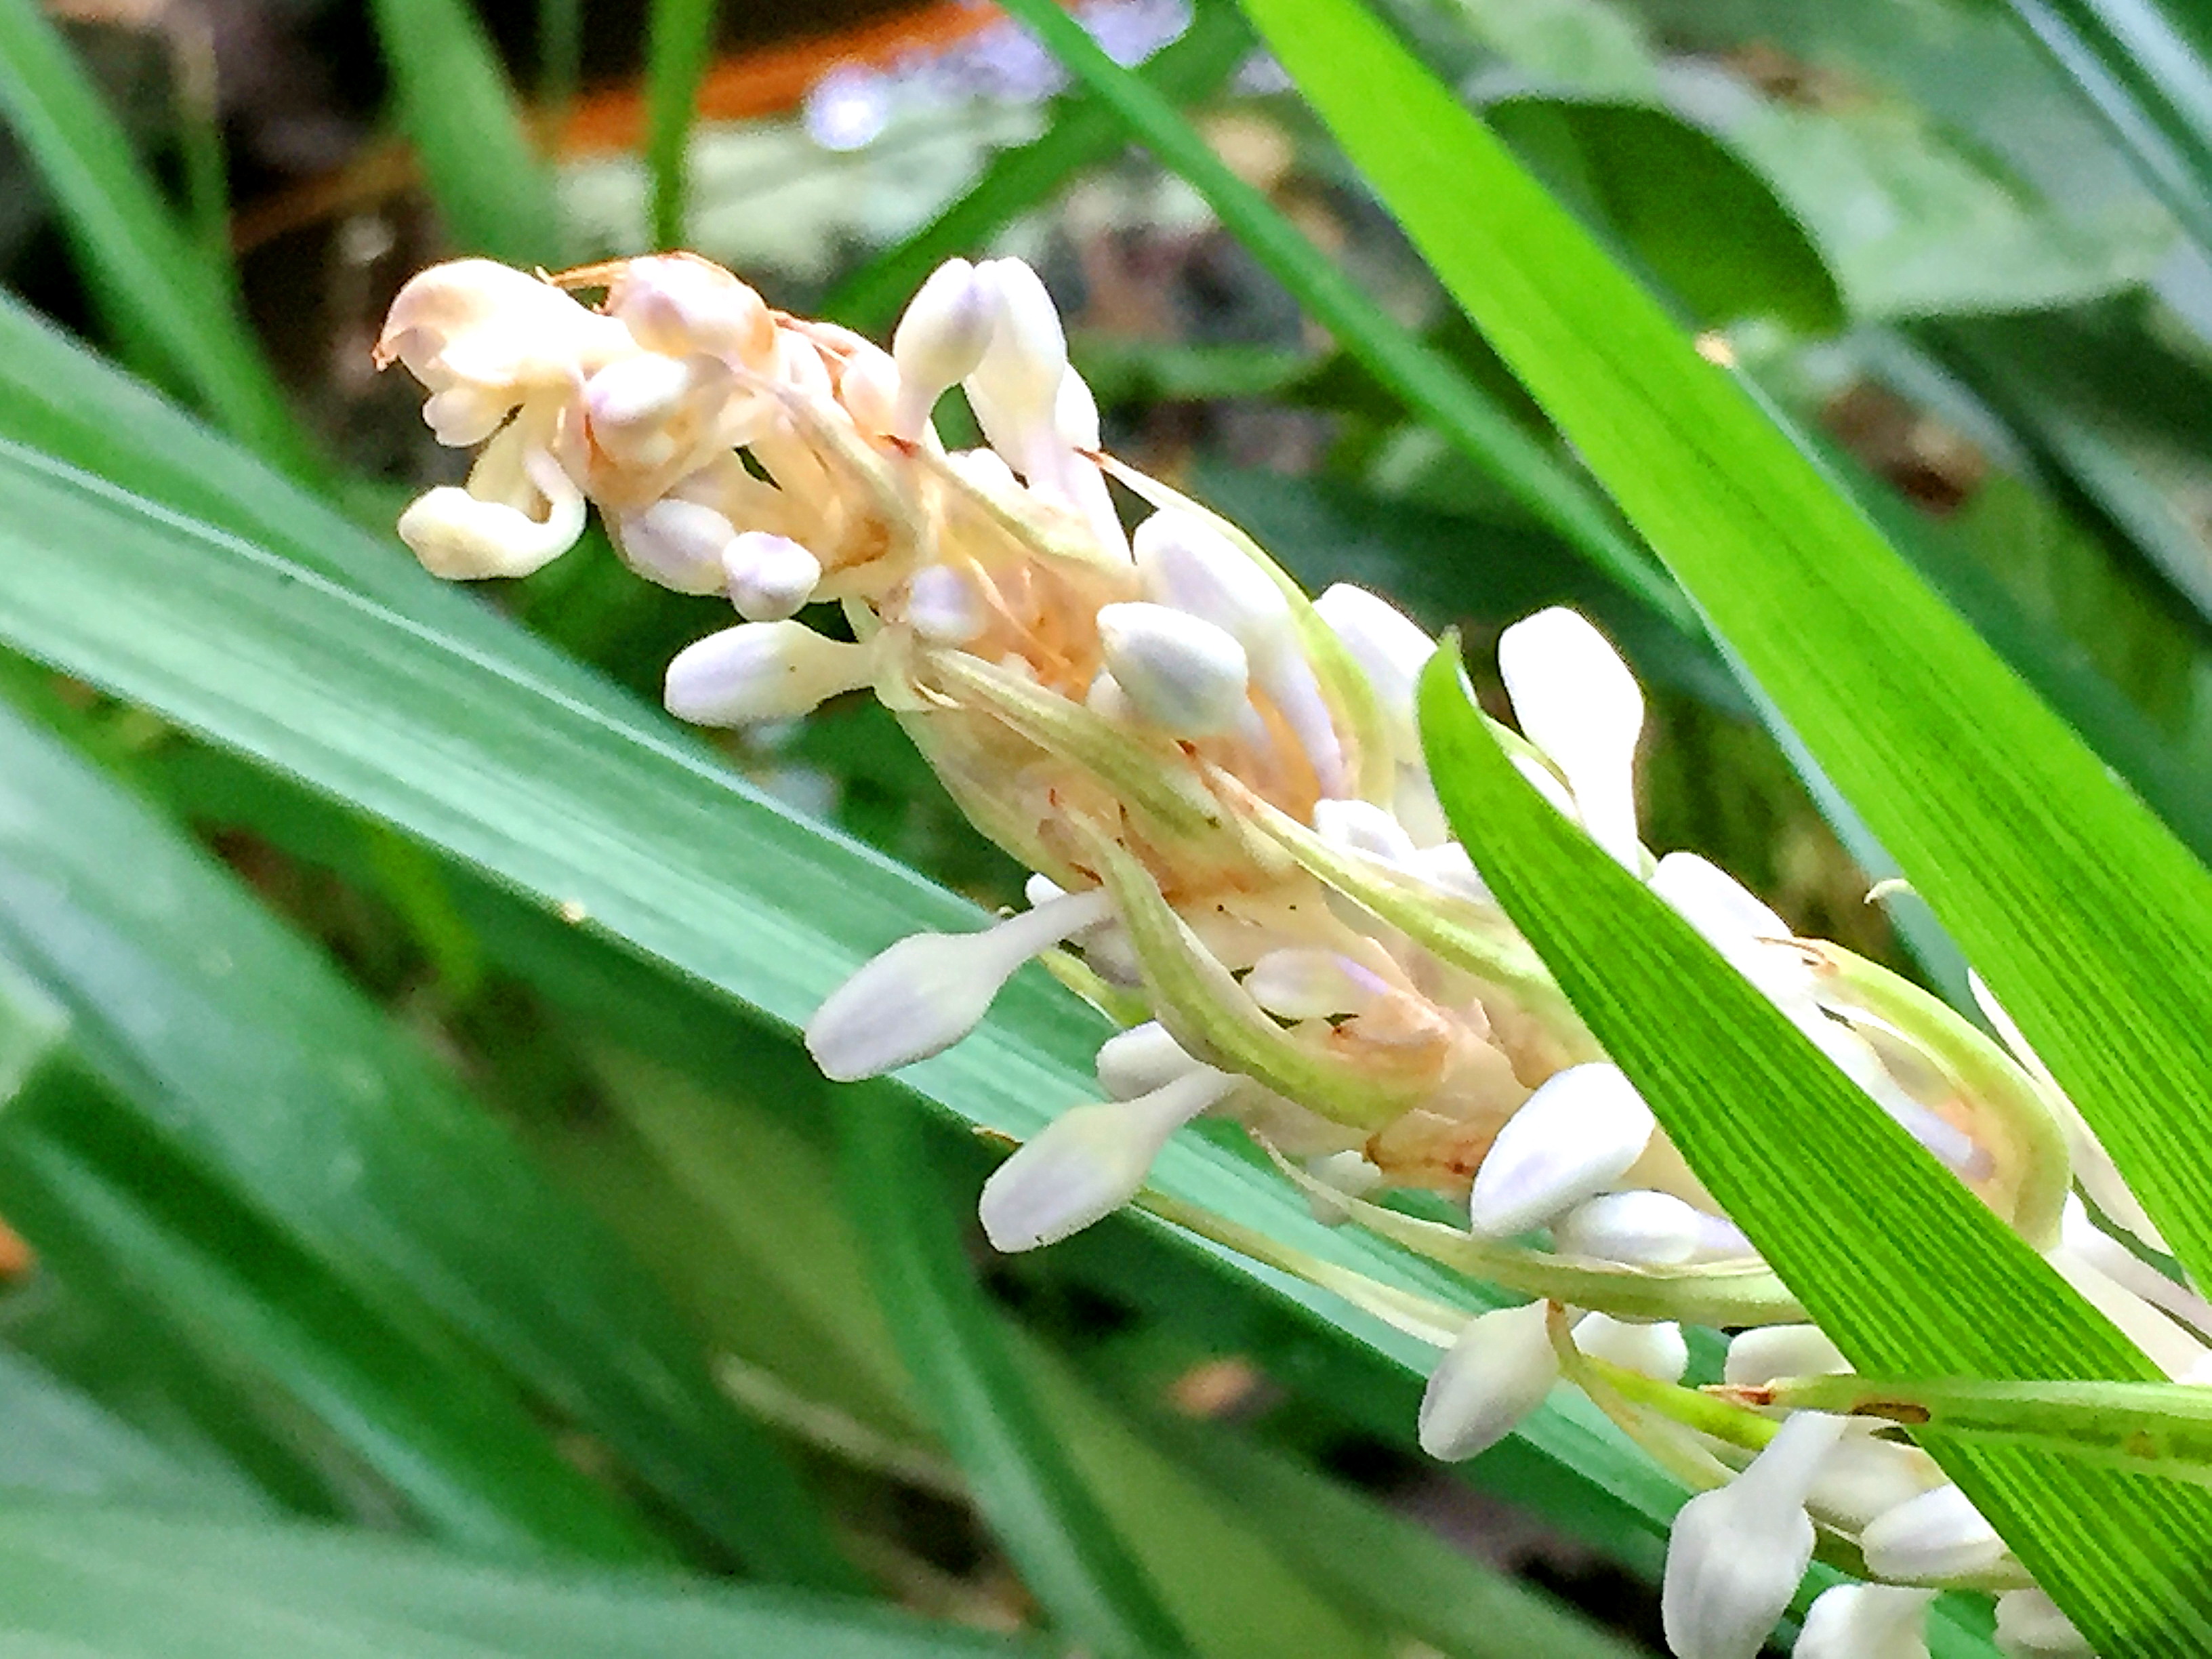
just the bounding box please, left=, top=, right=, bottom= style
left=644, top=0, right=718, bottom=250
left=1418, top=649, right=2212, bottom=1652
left=2001, top=0, right=2212, bottom=262
left=1235, top=0, right=2212, bottom=1318
left=842, top=1084, right=1193, bottom=1659
left=367, top=0, right=563, bottom=268
left=0, top=1502, right=1038, bottom=1658
left=0, top=700, right=857, bottom=1589
left=0, top=0, right=312, bottom=474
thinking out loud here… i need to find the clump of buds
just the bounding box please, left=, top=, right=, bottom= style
left=380, top=250, right=2192, bottom=1658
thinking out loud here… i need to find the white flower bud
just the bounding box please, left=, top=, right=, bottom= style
left=2060, top=1195, right=2212, bottom=1347
left=2043, top=1242, right=2209, bottom=1379
left=1132, top=509, right=1345, bottom=789
left=1134, top=509, right=1296, bottom=669
left=1056, top=366, right=1102, bottom=449
left=945, top=445, right=1020, bottom=497
left=1408, top=841, right=1491, bottom=901
left=1097, top=1021, right=1204, bottom=1099
left=1662, top=1411, right=1846, bottom=1659
left=1723, top=1324, right=1850, bottom=1389
left=1796, top=1584, right=1934, bottom=1659
left=1303, top=1149, right=1384, bottom=1224
left=1311, top=797, right=1420, bottom=863
left=1651, top=853, right=1813, bottom=1010
left=1313, top=582, right=1434, bottom=751
left=1024, top=874, right=1065, bottom=908
left=891, top=258, right=995, bottom=439
left=966, top=258, right=1069, bottom=472
left=604, top=253, right=776, bottom=365
left=1859, top=1484, right=2009, bottom=1584
left=1471, top=1063, right=1656, bottom=1237
left=396, top=450, right=586, bottom=580
left=723, top=531, right=821, bottom=621
left=805, top=888, right=1115, bottom=1082
left=610, top=498, right=734, bottom=594
left=1573, top=1313, right=1687, bottom=1383
left=836, top=347, right=903, bottom=436
left=1994, top=1590, right=2092, bottom=1658
left=1498, top=607, right=1643, bottom=871
left=979, top=1068, right=1235, bottom=1251
left=1555, top=1191, right=1751, bottom=1266
left=663, top=621, right=875, bottom=728
left=905, top=563, right=989, bottom=644
left=1095, top=601, right=1251, bottom=736
left=1417, top=1302, right=1559, bottom=1462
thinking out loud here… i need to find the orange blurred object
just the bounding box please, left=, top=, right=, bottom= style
left=556, top=1, right=1004, bottom=157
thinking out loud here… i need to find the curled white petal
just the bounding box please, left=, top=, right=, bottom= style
left=1572, top=1313, right=1687, bottom=1383
left=724, top=531, right=822, bottom=621
left=1498, top=607, right=1643, bottom=871
left=1723, top=1324, right=1850, bottom=1389
left=1795, top=1584, right=1934, bottom=1659
left=1471, top=1062, right=1656, bottom=1237
left=396, top=451, right=586, bottom=580
left=663, top=621, right=876, bottom=728
left=979, top=1069, right=1235, bottom=1251
left=1662, top=1412, right=1845, bottom=1659
left=1416, top=1302, right=1559, bottom=1462
left=905, top=562, right=989, bottom=644
left=1096, top=1021, right=1203, bottom=1099
left=1555, top=1191, right=1750, bottom=1266
left=1096, top=601, right=1251, bottom=736
left=1994, top=1590, right=2093, bottom=1658
left=891, top=258, right=994, bottom=438
left=806, top=889, right=1115, bottom=1082
left=1859, top=1484, right=2008, bottom=1584
left=611, top=498, right=734, bottom=594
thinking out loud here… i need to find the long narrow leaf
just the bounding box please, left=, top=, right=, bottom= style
left=0, top=0, right=310, bottom=473
left=1235, top=0, right=2212, bottom=1312
left=843, top=1084, right=1193, bottom=1659
left=0, top=1502, right=1035, bottom=1659
left=1418, top=651, right=2212, bottom=1652
left=367, top=0, right=562, bottom=267
left=0, top=701, right=855, bottom=1587
left=2002, top=0, right=2212, bottom=262
left=644, top=0, right=718, bottom=249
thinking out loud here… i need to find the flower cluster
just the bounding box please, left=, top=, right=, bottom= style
left=378, top=251, right=2203, bottom=1658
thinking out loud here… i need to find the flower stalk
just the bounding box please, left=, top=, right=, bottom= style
left=376, top=248, right=2194, bottom=1657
